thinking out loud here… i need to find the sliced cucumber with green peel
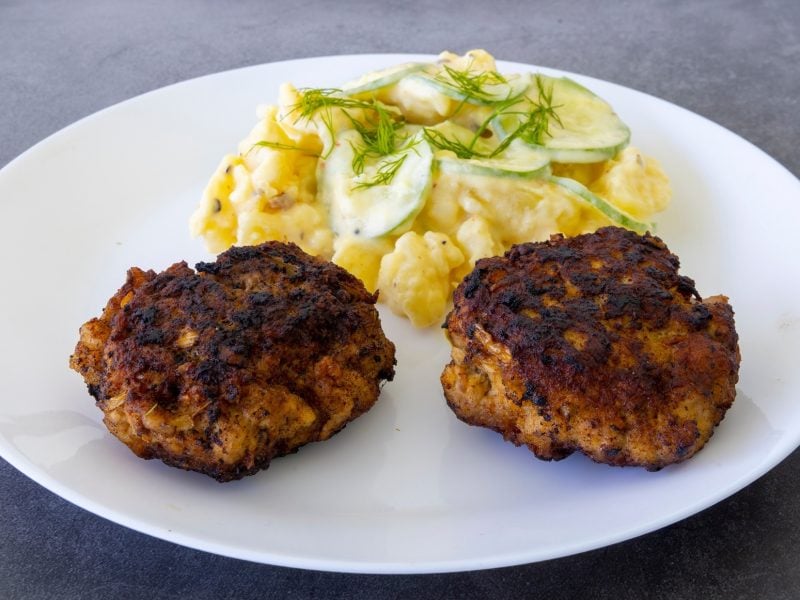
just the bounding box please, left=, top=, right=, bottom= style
left=437, top=140, right=551, bottom=179
left=409, top=71, right=532, bottom=106
left=341, top=62, right=428, bottom=95
left=319, top=129, right=433, bottom=238
left=550, top=175, right=652, bottom=233
left=493, top=75, right=630, bottom=163
left=423, top=121, right=550, bottom=178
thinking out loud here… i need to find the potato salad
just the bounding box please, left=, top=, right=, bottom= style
left=190, top=50, right=670, bottom=327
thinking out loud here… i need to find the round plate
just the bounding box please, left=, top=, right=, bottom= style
left=0, top=54, right=798, bottom=574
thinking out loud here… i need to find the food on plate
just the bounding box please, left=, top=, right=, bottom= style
left=440, top=227, right=740, bottom=470
left=190, top=50, right=671, bottom=327
left=69, top=242, right=396, bottom=482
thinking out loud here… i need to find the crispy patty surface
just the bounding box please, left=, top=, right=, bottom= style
left=70, top=242, right=395, bottom=482
left=441, top=227, right=740, bottom=470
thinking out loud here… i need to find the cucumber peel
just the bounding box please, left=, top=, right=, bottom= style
left=436, top=139, right=551, bottom=179
left=550, top=175, right=652, bottom=234
left=494, top=75, right=630, bottom=163
left=341, top=62, right=429, bottom=96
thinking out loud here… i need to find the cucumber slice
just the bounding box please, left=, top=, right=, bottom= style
left=319, top=129, right=433, bottom=238
left=409, top=71, right=532, bottom=106
left=341, top=62, right=428, bottom=95
left=494, top=75, right=630, bottom=163
left=423, top=121, right=550, bottom=178
left=437, top=140, right=551, bottom=179
left=549, top=175, right=652, bottom=233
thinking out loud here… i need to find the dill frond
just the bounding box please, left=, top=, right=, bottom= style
left=346, top=103, right=404, bottom=165
left=285, top=88, right=378, bottom=157
left=436, top=64, right=510, bottom=104
left=423, top=128, right=487, bottom=159
left=345, top=102, right=416, bottom=188
left=422, top=76, right=563, bottom=162
left=487, top=76, right=563, bottom=155
left=515, top=75, right=563, bottom=146
left=291, top=88, right=372, bottom=122
left=352, top=154, right=409, bottom=190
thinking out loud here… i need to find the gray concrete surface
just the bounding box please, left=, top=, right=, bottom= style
left=1, top=0, right=799, bottom=598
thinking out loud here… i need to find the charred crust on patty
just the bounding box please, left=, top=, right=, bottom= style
left=441, top=226, right=740, bottom=470
left=70, top=242, right=396, bottom=482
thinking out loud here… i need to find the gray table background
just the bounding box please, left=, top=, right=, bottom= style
left=2, top=1, right=798, bottom=598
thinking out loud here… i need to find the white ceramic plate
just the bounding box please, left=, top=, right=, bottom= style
left=1, top=54, right=799, bottom=574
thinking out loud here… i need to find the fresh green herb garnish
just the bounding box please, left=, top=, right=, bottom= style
left=290, top=88, right=372, bottom=122
left=344, top=101, right=418, bottom=189
left=283, top=88, right=376, bottom=157
left=352, top=154, right=409, bottom=190
left=436, top=64, right=510, bottom=104
left=284, top=88, right=412, bottom=188
left=510, top=75, right=563, bottom=146
left=423, top=75, right=562, bottom=160
left=346, top=103, right=406, bottom=174
left=422, top=129, right=480, bottom=159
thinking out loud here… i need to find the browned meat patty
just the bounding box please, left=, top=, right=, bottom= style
left=441, top=227, right=740, bottom=470
left=70, top=242, right=396, bottom=482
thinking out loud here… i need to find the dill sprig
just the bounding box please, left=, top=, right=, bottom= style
left=423, top=75, right=562, bottom=160
left=345, top=102, right=419, bottom=189
left=352, top=154, right=409, bottom=190
left=429, top=94, right=523, bottom=158
left=283, top=88, right=378, bottom=157
left=511, top=75, right=563, bottom=146
left=436, top=64, right=510, bottom=104
left=346, top=103, right=406, bottom=174
left=422, top=129, right=480, bottom=159
left=285, top=88, right=411, bottom=188
left=290, top=87, right=373, bottom=122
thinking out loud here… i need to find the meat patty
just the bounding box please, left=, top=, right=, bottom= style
left=441, top=227, right=740, bottom=470
left=70, top=242, right=396, bottom=482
